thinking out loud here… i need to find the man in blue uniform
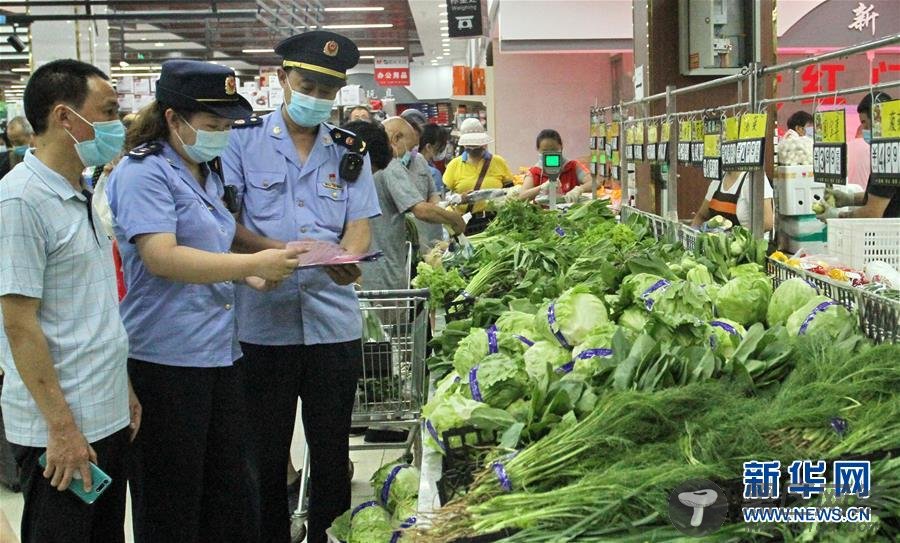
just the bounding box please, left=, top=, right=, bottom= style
left=221, top=31, right=381, bottom=543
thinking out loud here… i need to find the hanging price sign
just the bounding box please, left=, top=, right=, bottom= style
left=658, top=121, right=670, bottom=164
left=647, top=123, right=658, bottom=162
left=719, top=115, right=740, bottom=171
left=607, top=122, right=620, bottom=161
left=624, top=125, right=635, bottom=161
left=812, top=110, right=847, bottom=184
left=691, top=120, right=705, bottom=164
left=723, top=113, right=766, bottom=171
left=870, top=100, right=900, bottom=186
left=677, top=120, right=692, bottom=164
left=703, top=118, right=722, bottom=181
left=634, top=122, right=645, bottom=162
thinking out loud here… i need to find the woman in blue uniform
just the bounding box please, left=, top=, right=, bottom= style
left=106, top=60, right=301, bottom=542
left=221, top=31, right=381, bottom=543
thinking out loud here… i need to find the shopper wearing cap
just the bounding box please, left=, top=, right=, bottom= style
left=442, top=118, right=514, bottom=234
left=0, top=59, right=135, bottom=543
left=818, top=92, right=898, bottom=219
left=221, top=31, right=381, bottom=543
left=518, top=129, right=592, bottom=203
left=106, top=60, right=301, bottom=542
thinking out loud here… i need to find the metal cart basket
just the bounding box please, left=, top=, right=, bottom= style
left=291, top=288, right=430, bottom=540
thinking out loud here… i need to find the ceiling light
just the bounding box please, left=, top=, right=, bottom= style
left=439, top=26, right=449, bottom=31
left=359, top=46, right=404, bottom=51
left=111, top=65, right=159, bottom=71
left=119, top=61, right=130, bottom=67
left=154, top=42, right=164, bottom=47
left=323, top=6, right=384, bottom=12
left=322, top=23, right=393, bottom=30
left=112, top=72, right=162, bottom=78
left=9, top=85, right=26, bottom=89
left=242, top=48, right=274, bottom=54
left=359, top=55, right=375, bottom=59
left=11, top=67, right=30, bottom=73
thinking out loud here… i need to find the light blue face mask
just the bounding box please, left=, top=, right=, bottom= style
left=862, top=129, right=872, bottom=144
left=175, top=115, right=231, bottom=163
left=13, top=145, right=28, bottom=157
left=284, top=78, right=335, bottom=128
left=65, top=107, right=126, bottom=167
left=400, top=150, right=412, bottom=167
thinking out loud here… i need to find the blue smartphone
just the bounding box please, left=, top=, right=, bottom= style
left=38, top=452, right=112, bottom=505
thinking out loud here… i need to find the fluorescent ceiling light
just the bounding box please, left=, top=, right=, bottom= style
left=322, top=23, right=393, bottom=29
left=111, top=65, right=159, bottom=71
left=440, top=26, right=449, bottom=31
left=154, top=42, right=164, bottom=47
left=11, top=67, right=30, bottom=73
left=119, top=60, right=130, bottom=67
left=113, top=73, right=161, bottom=78
left=359, top=46, right=404, bottom=51
left=359, top=55, right=375, bottom=59
left=324, top=6, right=384, bottom=12
left=242, top=48, right=274, bottom=54
left=9, top=85, right=26, bottom=89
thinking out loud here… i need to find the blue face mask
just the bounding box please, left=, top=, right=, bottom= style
left=284, top=78, right=335, bottom=128
left=175, top=115, right=231, bottom=163
left=65, top=107, right=126, bottom=167
left=400, top=150, right=412, bottom=167
left=13, top=145, right=28, bottom=157
left=862, top=129, right=872, bottom=144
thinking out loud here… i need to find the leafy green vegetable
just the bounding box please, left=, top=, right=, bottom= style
left=618, top=306, right=650, bottom=335
left=534, top=285, right=608, bottom=348
left=465, top=353, right=530, bottom=409
left=451, top=327, right=528, bottom=377
left=422, top=391, right=483, bottom=453
left=767, top=277, right=818, bottom=327
left=715, top=273, right=773, bottom=326
left=348, top=503, right=392, bottom=543
left=329, top=509, right=352, bottom=542
left=410, top=261, right=466, bottom=309
left=495, top=310, right=537, bottom=339
left=523, top=340, right=571, bottom=381
left=371, top=462, right=420, bottom=515
left=708, top=318, right=746, bottom=360
left=785, top=296, right=854, bottom=337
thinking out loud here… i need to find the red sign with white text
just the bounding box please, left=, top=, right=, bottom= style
left=374, top=56, right=410, bottom=87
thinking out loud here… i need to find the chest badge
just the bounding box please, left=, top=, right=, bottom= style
left=324, top=174, right=343, bottom=191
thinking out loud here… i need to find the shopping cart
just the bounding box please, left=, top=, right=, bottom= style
left=291, top=288, right=430, bottom=542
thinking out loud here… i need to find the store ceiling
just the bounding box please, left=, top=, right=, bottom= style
left=0, top=0, right=467, bottom=98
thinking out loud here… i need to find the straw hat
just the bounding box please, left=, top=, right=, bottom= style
left=457, top=117, right=492, bottom=146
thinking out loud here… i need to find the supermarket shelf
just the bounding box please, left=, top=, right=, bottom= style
left=450, top=95, right=487, bottom=103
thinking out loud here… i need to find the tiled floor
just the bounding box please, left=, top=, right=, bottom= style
left=0, top=405, right=401, bottom=543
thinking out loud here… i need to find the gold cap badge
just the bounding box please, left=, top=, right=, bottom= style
left=225, top=76, right=237, bottom=95
left=324, top=40, right=339, bottom=57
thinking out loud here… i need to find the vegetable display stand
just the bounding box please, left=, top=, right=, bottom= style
left=434, top=426, right=501, bottom=505
left=768, top=258, right=899, bottom=343
left=826, top=218, right=900, bottom=271
left=620, top=205, right=678, bottom=242
left=678, top=224, right=700, bottom=251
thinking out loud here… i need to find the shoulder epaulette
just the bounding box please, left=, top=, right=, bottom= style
left=128, top=142, right=163, bottom=159
left=232, top=115, right=263, bottom=128
left=327, top=125, right=368, bottom=155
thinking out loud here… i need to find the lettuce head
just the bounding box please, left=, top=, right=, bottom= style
left=786, top=296, right=853, bottom=337
left=465, top=353, right=530, bottom=409
left=371, top=462, right=420, bottom=515
left=767, top=277, right=818, bottom=327
left=709, top=319, right=746, bottom=360
left=452, top=326, right=528, bottom=377
left=715, top=273, right=773, bottom=326
left=618, top=306, right=650, bottom=334
left=495, top=310, right=537, bottom=339
left=523, top=340, right=571, bottom=381
left=349, top=503, right=393, bottom=543
left=535, top=285, right=608, bottom=348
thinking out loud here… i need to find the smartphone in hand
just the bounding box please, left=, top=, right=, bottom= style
left=38, top=452, right=112, bottom=505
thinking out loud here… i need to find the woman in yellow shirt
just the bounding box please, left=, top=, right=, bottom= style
left=443, top=118, right=514, bottom=234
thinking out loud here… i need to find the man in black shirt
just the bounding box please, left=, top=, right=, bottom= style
left=831, top=92, right=898, bottom=218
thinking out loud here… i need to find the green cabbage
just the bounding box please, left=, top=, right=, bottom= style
left=649, top=281, right=715, bottom=328
left=709, top=319, right=746, bottom=360
left=618, top=306, right=650, bottom=334
left=452, top=327, right=528, bottom=377
left=767, top=277, right=818, bottom=327
left=729, top=263, right=765, bottom=278
left=715, top=273, right=773, bottom=326
left=621, top=273, right=665, bottom=306
left=349, top=503, right=393, bottom=543
left=535, top=285, right=608, bottom=348
left=686, top=265, right=714, bottom=286
left=572, top=322, right=618, bottom=358
left=564, top=323, right=619, bottom=381
left=523, top=340, right=571, bottom=381
left=330, top=509, right=352, bottom=542
left=465, top=353, right=530, bottom=409
left=495, top=310, right=537, bottom=339
left=786, top=296, right=854, bottom=337
left=422, top=391, right=483, bottom=452
left=371, top=463, right=420, bottom=515
left=391, top=497, right=418, bottom=528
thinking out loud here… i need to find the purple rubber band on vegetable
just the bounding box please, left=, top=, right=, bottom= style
left=576, top=348, right=614, bottom=360
left=798, top=301, right=837, bottom=335
left=486, top=326, right=499, bottom=354
left=453, top=375, right=460, bottom=384
left=492, top=461, right=513, bottom=492
left=380, top=464, right=409, bottom=506
left=555, top=361, right=575, bottom=374
left=515, top=335, right=534, bottom=347
left=641, top=279, right=670, bottom=310
left=547, top=302, right=572, bottom=349
left=804, top=279, right=819, bottom=293
left=390, top=518, right=417, bottom=543
left=352, top=500, right=378, bottom=518
left=831, top=417, right=848, bottom=436
left=425, top=419, right=447, bottom=453
left=710, top=320, right=741, bottom=337
left=555, top=226, right=566, bottom=237
left=469, top=365, right=484, bottom=402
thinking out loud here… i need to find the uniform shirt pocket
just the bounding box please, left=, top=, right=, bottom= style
left=245, top=171, right=287, bottom=221
left=314, top=180, right=349, bottom=233
left=174, top=196, right=222, bottom=252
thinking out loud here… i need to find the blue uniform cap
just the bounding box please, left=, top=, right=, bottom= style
left=275, top=30, right=360, bottom=88
left=155, top=60, right=252, bottom=120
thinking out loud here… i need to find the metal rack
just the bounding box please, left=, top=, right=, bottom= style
left=592, top=33, right=900, bottom=238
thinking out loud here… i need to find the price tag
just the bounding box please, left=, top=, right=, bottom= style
left=677, top=142, right=691, bottom=164
left=679, top=120, right=693, bottom=142
left=733, top=138, right=765, bottom=169
left=658, top=141, right=668, bottom=161
left=691, top=141, right=704, bottom=164
left=647, top=124, right=658, bottom=144
left=720, top=113, right=767, bottom=171
left=812, top=144, right=846, bottom=183
left=647, top=142, right=657, bottom=161
left=635, top=143, right=644, bottom=161
left=611, top=165, right=620, bottom=179
left=724, top=116, right=740, bottom=142
left=703, top=133, right=721, bottom=180
left=870, top=100, right=900, bottom=186
left=625, top=125, right=635, bottom=146
left=721, top=141, right=739, bottom=169
left=625, top=144, right=634, bottom=161
left=739, top=114, right=767, bottom=139
left=703, top=157, right=721, bottom=180
left=611, top=150, right=620, bottom=166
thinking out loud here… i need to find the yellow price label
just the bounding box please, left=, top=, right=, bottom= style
left=625, top=125, right=635, bottom=145
left=679, top=120, right=692, bottom=141
left=647, top=124, right=659, bottom=144
left=739, top=113, right=767, bottom=139
left=608, top=122, right=620, bottom=138
left=814, top=110, right=845, bottom=144
left=661, top=122, right=671, bottom=141
left=693, top=121, right=704, bottom=141
left=611, top=150, right=620, bottom=165
left=636, top=122, right=645, bottom=144
left=874, top=99, right=900, bottom=139
left=704, top=134, right=721, bottom=157
left=724, top=117, right=740, bottom=142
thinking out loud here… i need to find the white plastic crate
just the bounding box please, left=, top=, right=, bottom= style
left=827, top=218, right=900, bottom=270
left=774, top=166, right=826, bottom=216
